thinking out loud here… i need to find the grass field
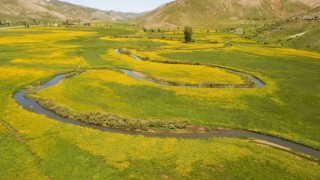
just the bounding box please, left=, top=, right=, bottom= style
left=0, top=24, right=319, bottom=179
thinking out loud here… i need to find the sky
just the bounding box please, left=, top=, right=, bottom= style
left=60, top=0, right=174, bottom=13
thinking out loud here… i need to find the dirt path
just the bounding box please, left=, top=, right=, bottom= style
left=0, top=118, right=51, bottom=179
left=0, top=118, right=24, bottom=142
left=0, top=25, right=42, bottom=31
left=288, top=31, right=308, bottom=39
left=0, top=26, right=24, bottom=30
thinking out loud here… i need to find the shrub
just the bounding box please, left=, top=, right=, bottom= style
left=65, top=68, right=86, bottom=78
left=37, top=98, right=74, bottom=118
left=25, top=85, right=35, bottom=92
left=74, top=111, right=189, bottom=131
left=30, top=76, right=194, bottom=130
left=118, top=48, right=131, bottom=55
left=141, top=57, right=150, bottom=61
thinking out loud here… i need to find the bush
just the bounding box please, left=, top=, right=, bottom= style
left=30, top=101, right=191, bottom=131
left=65, top=68, right=86, bottom=78
left=141, top=57, right=150, bottom=61
left=240, top=75, right=256, bottom=87
left=37, top=98, right=74, bottom=118
left=36, top=98, right=190, bottom=131
left=25, top=85, right=35, bottom=92
left=118, top=48, right=131, bottom=55
left=74, top=111, right=190, bottom=131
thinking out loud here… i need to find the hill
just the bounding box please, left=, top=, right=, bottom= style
left=137, top=0, right=320, bottom=28
left=244, top=6, right=320, bottom=52
left=0, top=0, right=138, bottom=21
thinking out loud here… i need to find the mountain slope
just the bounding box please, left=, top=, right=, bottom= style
left=0, top=0, right=138, bottom=21
left=244, top=6, right=320, bottom=52
left=138, top=0, right=320, bottom=28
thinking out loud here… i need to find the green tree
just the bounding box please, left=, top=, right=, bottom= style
left=65, top=20, right=69, bottom=28
left=142, top=27, right=147, bottom=32
left=183, top=26, right=193, bottom=43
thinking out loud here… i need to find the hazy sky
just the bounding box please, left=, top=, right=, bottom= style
left=60, top=0, right=174, bottom=13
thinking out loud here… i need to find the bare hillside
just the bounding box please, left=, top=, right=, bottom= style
left=138, top=0, right=320, bottom=28
left=0, top=0, right=139, bottom=21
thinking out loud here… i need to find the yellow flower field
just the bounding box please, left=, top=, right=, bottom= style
left=103, top=49, right=245, bottom=85
left=0, top=66, right=55, bottom=88
left=0, top=28, right=94, bottom=45
left=234, top=44, right=320, bottom=60
left=0, top=26, right=319, bottom=179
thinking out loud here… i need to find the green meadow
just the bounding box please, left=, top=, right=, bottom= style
left=0, top=24, right=319, bottom=179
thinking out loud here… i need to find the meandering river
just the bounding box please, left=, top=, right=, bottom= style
left=12, top=50, right=320, bottom=158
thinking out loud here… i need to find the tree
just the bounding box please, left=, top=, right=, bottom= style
left=65, top=20, right=69, bottom=28
left=183, top=26, right=193, bottom=43
left=142, top=27, right=147, bottom=32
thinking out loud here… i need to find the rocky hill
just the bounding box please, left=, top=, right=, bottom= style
left=138, top=0, right=320, bottom=28
left=0, top=0, right=138, bottom=21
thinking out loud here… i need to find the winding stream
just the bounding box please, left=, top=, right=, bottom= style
left=115, top=48, right=265, bottom=88
left=13, top=73, right=320, bottom=158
